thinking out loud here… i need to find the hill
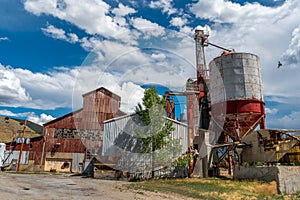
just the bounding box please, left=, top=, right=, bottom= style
left=0, top=116, right=43, bottom=143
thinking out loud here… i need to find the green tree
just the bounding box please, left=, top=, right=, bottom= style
left=135, top=87, right=181, bottom=177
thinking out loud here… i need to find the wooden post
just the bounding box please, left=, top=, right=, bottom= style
left=17, top=120, right=27, bottom=171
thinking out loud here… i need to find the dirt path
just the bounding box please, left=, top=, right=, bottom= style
left=0, top=172, right=191, bottom=200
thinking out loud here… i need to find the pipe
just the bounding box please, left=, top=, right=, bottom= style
left=17, top=120, right=27, bottom=171
left=206, top=42, right=232, bottom=52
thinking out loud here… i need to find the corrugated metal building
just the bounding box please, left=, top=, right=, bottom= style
left=103, top=113, right=189, bottom=175
left=4, top=136, right=44, bottom=171
left=43, top=87, right=125, bottom=172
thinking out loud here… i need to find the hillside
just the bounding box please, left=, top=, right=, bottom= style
left=0, top=116, right=42, bottom=143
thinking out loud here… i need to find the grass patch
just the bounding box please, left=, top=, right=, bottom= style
left=126, top=178, right=293, bottom=200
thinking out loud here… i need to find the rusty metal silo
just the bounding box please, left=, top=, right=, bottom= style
left=209, top=52, right=266, bottom=141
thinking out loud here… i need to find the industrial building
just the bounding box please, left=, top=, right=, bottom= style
left=2, top=136, right=44, bottom=171
left=41, top=87, right=125, bottom=172
left=102, top=113, right=189, bottom=177
left=0, top=117, right=44, bottom=171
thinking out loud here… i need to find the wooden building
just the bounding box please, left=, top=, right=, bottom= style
left=42, top=87, right=125, bottom=172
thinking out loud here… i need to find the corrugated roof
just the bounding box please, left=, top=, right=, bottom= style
left=82, top=87, right=121, bottom=101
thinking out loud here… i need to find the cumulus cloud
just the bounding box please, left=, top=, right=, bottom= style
left=189, top=0, right=289, bottom=25
left=42, top=25, right=79, bottom=43
left=267, top=111, right=300, bottom=129
left=265, top=108, right=278, bottom=115
left=80, top=37, right=147, bottom=65
left=149, top=0, right=177, bottom=15
left=67, top=33, right=79, bottom=43
left=42, top=25, right=66, bottom=40
left=0, top=63, right=77, bottom=109
left=281, top=25, right=300, bottom=66
left=24, top=0, right=134, bottom=43
left=151, top=53, right=166, bottom=60
left=0, top=109, right=28, bottom=117
left=27, top=113, right=55, bottom=125
left=109, top=82, right=145, bottom=113
left=0, top=110, right=55, bottom=125
left=170, top=17, right=187, bottom=27
left=0, top=64, right=32, bottom=106
left=131, top=17, right=166, bottom=38
left=112, top=3, right=136, bottom=17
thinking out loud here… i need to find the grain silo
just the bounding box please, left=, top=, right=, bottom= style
left=209, top=52, right=266, bottom=141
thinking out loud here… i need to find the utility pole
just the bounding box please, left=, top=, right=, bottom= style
left=17, top=120, right=27, bottom=172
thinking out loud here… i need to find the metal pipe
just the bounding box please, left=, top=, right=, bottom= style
left=17, top=120, right=27, bottom=171
left=206, top=42, right=232, bottom=52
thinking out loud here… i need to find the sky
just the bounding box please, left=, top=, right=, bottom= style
left=0, top=0, right=300, bottom=129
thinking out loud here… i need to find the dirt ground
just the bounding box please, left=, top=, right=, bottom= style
left=0, top=172, right=192, bottom=200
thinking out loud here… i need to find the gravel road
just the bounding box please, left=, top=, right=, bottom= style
left=0, top=172, right=189, bottom=200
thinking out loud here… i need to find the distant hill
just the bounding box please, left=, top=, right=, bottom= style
left=0, top=116, right=43, bottom=143
left=12, top=118, right=43, bottom=134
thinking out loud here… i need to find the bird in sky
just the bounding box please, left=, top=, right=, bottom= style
left=278, top=61, right=282, bottom=68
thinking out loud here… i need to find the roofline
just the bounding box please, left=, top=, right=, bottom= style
left=104, top=112, right=136, bottom=123
left=82, top=87, right=121, bottom=101
left=43, top=108, right=83, bottom=126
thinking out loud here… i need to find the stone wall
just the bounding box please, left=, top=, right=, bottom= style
left=233, top=166, right=300, bottom=194
left=277, top=166, right=300, bottom=194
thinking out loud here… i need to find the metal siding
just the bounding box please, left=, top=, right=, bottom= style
left=4, top=151, right=29, bottom=164
left=209, top=53, right=263, bottom=104
left=72, top=153, right=85, bottom=172
left=103, top=114, right=188, bottom=157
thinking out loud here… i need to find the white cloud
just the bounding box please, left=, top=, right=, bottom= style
left=281, top=25, right=300, bottom=66
left=131, top=17, right=166, bottom=38
left=41, top=25, right=79, bottom=43
left=27, top=113, right=55, bottom=125
left=149, top=0, right=177, bottom=15
left=265, top=108, right=278, bottom=115
left=267, top=111, right=300, bottom=129
left=151, top=53, right=166, bottom=60
left=0, top=64, right=32, bottom=106
left=0, top=63, right=77, bottom=109
left=42, top=25, right=66, bottom=40
left=170, top=17, right=187, bottom=28
left=80, top=37, right=146, bottom=65
left=190, top=0, right=287, bottom=24
left=0, top=109, right=28, bottom=117
left=112, top=3, right=136, bottom=17
left=0, top=110, right=55, bottom=125
left=24, top=0, right=134, bottom=44
left=111, top=82, right=145, bottom=113
left=67, top=33, right=79, bottom=43
left=0, top=37, right=9, bottom=41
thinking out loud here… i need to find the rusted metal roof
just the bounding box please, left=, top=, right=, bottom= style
left=82, top=87, right=121, bottom=101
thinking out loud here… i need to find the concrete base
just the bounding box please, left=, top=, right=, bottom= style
left=234, top=166, right=300, bottom=194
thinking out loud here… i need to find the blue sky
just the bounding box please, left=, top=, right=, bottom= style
left=0, top=0, right=300, bottom=129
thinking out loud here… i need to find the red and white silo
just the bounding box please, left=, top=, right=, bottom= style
left=209, top=52, right=266, bottom=141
